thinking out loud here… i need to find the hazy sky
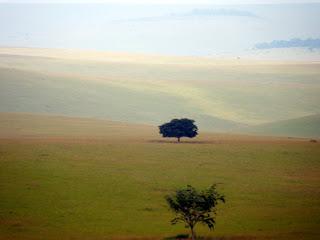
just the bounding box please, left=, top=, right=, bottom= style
left=0, top=1, right=319, bottom=59
left=1, top=0, right=320, bottom=4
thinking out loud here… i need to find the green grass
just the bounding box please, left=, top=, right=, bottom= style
left=0, top=115, right=319, bottom=240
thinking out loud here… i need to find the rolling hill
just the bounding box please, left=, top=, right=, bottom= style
left=247, top=114, right=320, bottom=138
left=0, top=47, right=319, bottom=137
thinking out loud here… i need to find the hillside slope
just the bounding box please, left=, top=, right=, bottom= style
left=247, top=114, right=320, bottom=138
left=1, top=48, right=319, bottom=136
left=0, top=112, right=157, bottom=140
left=0, top=66, right=244, bottom=132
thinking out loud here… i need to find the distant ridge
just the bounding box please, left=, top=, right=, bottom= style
left=255, top=38, right=320, bottom=50
left=247, top=114, right=320, bottom=138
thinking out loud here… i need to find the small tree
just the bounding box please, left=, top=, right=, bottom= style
left=159, top=118, right=198, bottom=142
left=165, top=185, right=225, bottom=240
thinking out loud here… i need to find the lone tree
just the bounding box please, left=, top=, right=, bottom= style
left=165, top=185, right=225, bottom=240
left=159, top=118, right=198, bottom=142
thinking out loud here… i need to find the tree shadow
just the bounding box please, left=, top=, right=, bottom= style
left=148, top=140, right=221, bottom=144
left=163, top=234, right=189, bottom=240
left=164, top=236, right=257, bottom=240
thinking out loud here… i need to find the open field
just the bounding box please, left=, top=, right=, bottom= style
left=0, top=47, right=319, bottom=137
left=0, top=48, right=319, bottom=239
left=0, top=113, right=319, bottom=240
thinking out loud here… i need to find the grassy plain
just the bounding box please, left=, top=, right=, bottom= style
left=0, top=113, right=319, bottom=240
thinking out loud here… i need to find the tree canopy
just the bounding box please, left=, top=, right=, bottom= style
left=159, top=118, right=198, bottom=142
left=165, top=185, right=225, bottom=240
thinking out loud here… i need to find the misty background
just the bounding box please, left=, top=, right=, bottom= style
left=0, top=2, right=320, bottom=59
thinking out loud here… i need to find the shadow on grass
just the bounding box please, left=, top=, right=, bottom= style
left=148, top=140, right=221, bottom=144
left=163, top=234, right=189, bottom=239
left=163, top=235, right=257, bottom=240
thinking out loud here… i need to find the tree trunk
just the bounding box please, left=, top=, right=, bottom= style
left=190, top=226, right=196, bottom=240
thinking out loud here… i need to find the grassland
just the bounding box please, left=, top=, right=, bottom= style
left=0, top=47, right=320, bottom=137
left=0, top=47, right=319, bottom=239
left=0, top=113, right=319, bottom=240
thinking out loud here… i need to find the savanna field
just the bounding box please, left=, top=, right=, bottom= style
left=0, top=48, right=320, bottom=240
left=0, top=113, right=319, bottom=240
